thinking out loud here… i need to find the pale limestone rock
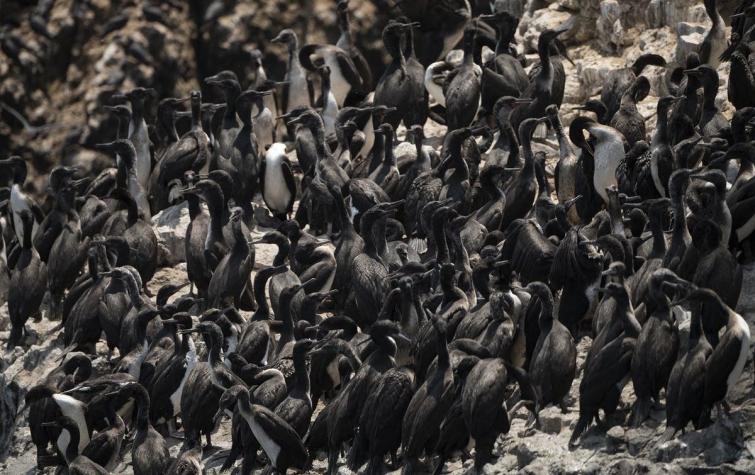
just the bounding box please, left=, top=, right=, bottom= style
left=152, top=201, right=190, bottom=266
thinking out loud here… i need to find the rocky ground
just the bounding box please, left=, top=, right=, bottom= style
left=2, top=0, right=755, bottom=473
left=1, top=119, right=755, bottom=474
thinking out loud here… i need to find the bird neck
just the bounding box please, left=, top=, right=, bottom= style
left=87, top=253, right=99, bottom=279
left=607, top=193, right=625, bottom=236
left=520, top=131, right=536, bottom=176
left=292, top=348, right=311, bottom=395
left=373, top=216, right=389, bottom=256
left=278, top=297, right=296, bottom=345
left=190, top=101, right=202, bottom=131
left=120, top=191, right=140, bottom=224
left=551, top=115, right=573, bottom=157
left=432, top=218, right=449, bottom=263
left=670, top=187, right=689, bottom=240
left=618, top=297, right=639, bottom=337
left=369, top=134, right=385, bottom=173
left=649, top=212, right=667, bottom=257
left=404, top=26, right=417, bottom=59
left=223, top=91, right=240, bottom=127
left=537, top=294, right=555, bottom=328
left=311, top=122, right=329, bottom=161
left=273, top=241, right=289, bottom=266
left=333, top=189, right=356, bottom=237
left=654, top=105, right=671, bottom=146
left=287, top=38, right=299, bottom=64
left=414, top=136, right=424, bottom=158
left=116, top=117, right=130, bottom=139
left=482, top=173, right=504, bottom=198
left=231, top=220, right=249, bottom=254
left=206, top=334, right=224, bottom=368
left=237, top=101, right=254, bottom=131
left=462, top=38, right=474, bottom=66
left=126, top=384, right=151, bottom=433
left=159, top=110, right=179, bottom=143
left=397, top=33, right=408, bottom=71
left=383, top=131, right=395, bottom=165
left=205, top=192, right=226, bottom=235
left=705, top=0, right=722, bottom=27
left=20, top=216, right=33, bottom=249
left=252, top=276, right=273, bottom=320
left=187, top=194, right=202, bottom=219
left=536, top=42, right=553, bottom=77
left=701, top=80, right=718, bottom=111
left=648, top=282, right=671, bottom=312
left=688, top=307, right=705, bottom=346
left=494, top=24, right=515, bottom=57
left=320, top=76, right=332, bottom=105
left=362, top=218, right=380, bottom=259
left=338, top=12, right=353, bottom=46
left=130, top=99, right=145, bottom=126
left=435, top=328, right=450, bottom=369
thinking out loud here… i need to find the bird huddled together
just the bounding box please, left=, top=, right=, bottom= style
left=4, top=0, right=755, bottom=474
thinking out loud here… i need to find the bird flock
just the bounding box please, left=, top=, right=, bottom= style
left=4, top=0, right=755, bottom=473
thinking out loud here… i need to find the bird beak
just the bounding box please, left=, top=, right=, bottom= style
left=565, top=195, right=582, bottom=207
left=394, top=332, right=413, bottom=346
left=93, top=142, right=115, bottom=152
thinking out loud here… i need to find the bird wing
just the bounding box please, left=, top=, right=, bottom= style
left=252, top=405, right=308, bottom=467
left=282, top=161, right=298, bottom=209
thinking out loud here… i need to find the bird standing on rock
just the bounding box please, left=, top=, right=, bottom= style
left=5, top=2, right=755, bottom=474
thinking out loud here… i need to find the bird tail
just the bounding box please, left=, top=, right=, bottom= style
left=408, top=237, right=427, bottom=255
left=432, top=456, right=447, bottom=475
left=49, top=292, right=63, bottom=321
left=327, top=446, right=339, bottom=475
left=474, top=437, right=494, bottom=473
left=697, top=405, right=713, bottom=429
left=366, top=455, right=384, bottom=475
left=402, top=458, right=416, bottom=475
left=569, top=413, right=591, bottom=449
left=346, top=429, right=368, bottom=472
left=629, top=397, right=651, bottom=428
